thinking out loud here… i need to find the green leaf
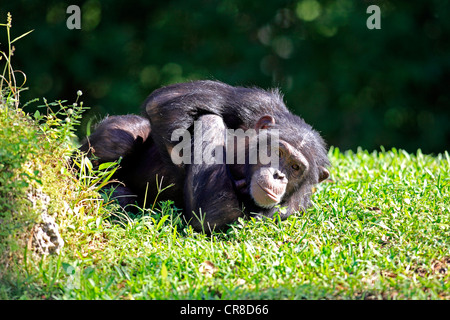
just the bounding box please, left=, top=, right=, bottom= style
left=10, top=29, right=34, bottom=44
left=99, top=162, right=115, bottom=171
left=161, top=262, right=168, bottom=280
left=156, top=215, right=169, bottom=231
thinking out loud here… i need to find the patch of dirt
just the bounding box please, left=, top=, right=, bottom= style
left=431, top=257, right=450, bottom=276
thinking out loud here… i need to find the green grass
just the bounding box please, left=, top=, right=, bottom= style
left=1, top=87, right=449, bottom=301
left=57, top=147, right=448, bottom=300
left=2, top=123, right=449, bottom=299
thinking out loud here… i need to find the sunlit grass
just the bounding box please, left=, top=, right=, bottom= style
left=5, top=145, right=448, bottom=300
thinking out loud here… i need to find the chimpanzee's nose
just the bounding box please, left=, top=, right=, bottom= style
left=273, top=170, right=285, bottom=180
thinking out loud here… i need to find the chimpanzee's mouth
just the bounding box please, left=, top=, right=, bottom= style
left=257, top=183, right=281, bottom=203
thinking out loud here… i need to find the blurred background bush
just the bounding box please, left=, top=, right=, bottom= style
left=1, top=0, right=449, bottom=153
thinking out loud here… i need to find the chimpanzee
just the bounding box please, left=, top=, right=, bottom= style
left=80, top=80, right=330, bottom=233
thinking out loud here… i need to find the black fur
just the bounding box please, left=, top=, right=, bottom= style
left=79, top=115, right=183, bottom=208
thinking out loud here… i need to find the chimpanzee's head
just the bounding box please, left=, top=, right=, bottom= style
left=245, top=114, right=329, bottom=211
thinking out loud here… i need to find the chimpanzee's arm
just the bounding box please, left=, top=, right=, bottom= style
left=142, top=81, right=231, bottom=165
left=183, top=114, right=243, bottom=233
left=142, top=80, right=287, bottom=166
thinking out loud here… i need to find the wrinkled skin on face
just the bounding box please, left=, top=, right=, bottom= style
left=250, top=166, right=287, bottom=208
left=233, top=115, right=329, bottom=212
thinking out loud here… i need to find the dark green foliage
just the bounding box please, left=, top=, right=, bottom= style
left=1, top=0, right=449, bottom=153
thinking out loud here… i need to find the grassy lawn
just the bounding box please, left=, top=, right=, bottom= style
left=56, top=147, right=450, bottom=300
left=1, top=99, right=449, bottom=300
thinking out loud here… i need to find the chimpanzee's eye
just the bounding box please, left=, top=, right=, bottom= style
left=292, top=164, right=300, bottom=171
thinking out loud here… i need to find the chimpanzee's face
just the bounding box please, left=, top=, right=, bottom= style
left=249, top=139, right=310, bottom=209
left=247, top=115, right=329, bottom=209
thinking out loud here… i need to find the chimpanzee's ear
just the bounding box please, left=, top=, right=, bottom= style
left=255, top=115, right=275, bottom=130
left=318, top=166, right=330, bottom=183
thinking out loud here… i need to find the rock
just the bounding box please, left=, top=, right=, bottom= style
left=26, top=187, right=64, bottom=255
left=32, top=213, right=64, bottom=255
